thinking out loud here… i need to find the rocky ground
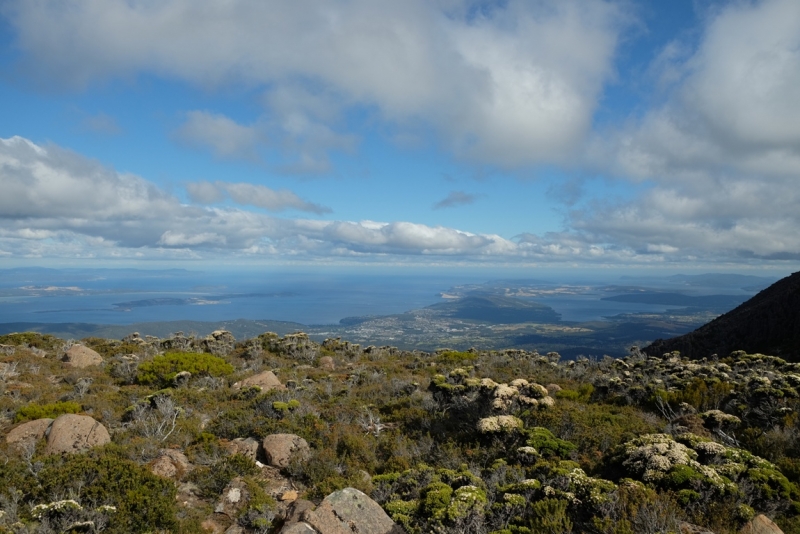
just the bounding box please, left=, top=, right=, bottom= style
left=1, top=329, right=800, bottom=533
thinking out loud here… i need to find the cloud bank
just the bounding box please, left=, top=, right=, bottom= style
left=4, top=0, right=624, bottom=170
left=2, top=135, right=797, bottom=264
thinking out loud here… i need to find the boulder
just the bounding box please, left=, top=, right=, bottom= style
left=44, top=414, right=110, bottom=455
left=223, top=437, right=261, bottom=462
left=740, top=515, right=784, bottom=534
left=62, top=345, right=103, bottom=368
left=150, top=449, right=192, bottom=479
left=5, top=418, right=53, bottom=450
left=303, top=488, right=405, bottom=534
left=281, top=524, right=317, bottom=534
left=232, top=370, right=285, bottom=392
left=262, top=434, right=310, bottom=468
left=545, top=383, right=562, bottom=395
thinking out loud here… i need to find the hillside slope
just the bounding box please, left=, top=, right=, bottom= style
left=645, top=270, right=800, bottom=359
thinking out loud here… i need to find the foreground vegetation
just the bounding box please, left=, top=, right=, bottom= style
left=2, top=330, right=800, bottom=533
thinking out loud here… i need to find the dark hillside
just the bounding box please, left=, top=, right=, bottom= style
left=645, top=271, right=800, bottom=359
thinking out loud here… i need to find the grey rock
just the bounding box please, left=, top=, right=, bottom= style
left=303, top=487, right=404, bottom=534
left=202, top=330, right=236, bottom=356
left=215, top=477, right=251, bottom=519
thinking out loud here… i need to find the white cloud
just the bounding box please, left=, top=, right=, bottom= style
left=574, top=0, right=800, bottom=261
left=4, top=0, right=626, bottom=169
left=2, top=136, right=797, bottom=263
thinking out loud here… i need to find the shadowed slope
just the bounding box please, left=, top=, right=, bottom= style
left=645, top=271, right=800, bottom=360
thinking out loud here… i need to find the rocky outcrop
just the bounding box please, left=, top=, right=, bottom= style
left=214, top=477, right=251, bottom=520
left=201, top=330, right=236, bottom=356
left=5, top=418, right=53, bottom=450
left=262, top=434, right=310, bottom=468
left=232, top=370, right=285, bottom=392
left=62, top=344, right=103, bottom=368
left=646, top=271, right=800, bottom=360
left=740, top=515, right=784, bottom=534
left=44, top=414, right=110, bottom=455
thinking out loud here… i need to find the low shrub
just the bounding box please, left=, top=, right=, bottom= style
left=137, top=352, right=234, bottom=387
left=15, top=400, right=82, bottom=422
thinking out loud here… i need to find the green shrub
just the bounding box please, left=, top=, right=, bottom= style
left=190, top=454, right=259, bottom=498
left=437, top=351, right=478, bottom=365
left=15, top=400, right=81, bottom=423
left=526, top=427, right=576, bottom=459
left=0, top=332, right=61, bottom=351
left=137, top=352, right=233, bottom=387
left=35, top=446, right=178, bottom=533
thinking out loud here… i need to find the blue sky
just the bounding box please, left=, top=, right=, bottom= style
left=0, top=0, right=798, bottom=272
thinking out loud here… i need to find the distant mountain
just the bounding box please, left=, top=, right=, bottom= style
left=425, top=295, right=561, bottom=324
left=644, top=271, right=800, bottom=359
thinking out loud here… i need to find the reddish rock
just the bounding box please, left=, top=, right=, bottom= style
left=150, top=449, right=192, bottom=478
left=223, top=437, right=261, bottom=462
left=232, top=370, right=285, bottom=392
left=44, top=414, right=110, bottom=455
left=740, top=515, right=784, bottom=534
left=5, top=418, right=53, bottom=450
left=262, top=434, right=310, bottom=468
left=62, top=344, right=103, bottom=368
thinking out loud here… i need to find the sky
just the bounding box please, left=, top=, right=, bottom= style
left=0, top=0, right=799, bottom=273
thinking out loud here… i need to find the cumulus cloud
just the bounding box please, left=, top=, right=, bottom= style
left=0, top=136, right=522, bottom=260
left=433, top=191, right=479, bottom=210
left=574, top=0, right=800, bottom=261
left=186, top=180, right=331, bottom=214
left=2, top=135, right=798, bottom=263
left=176, top=111, right=263, bottom=161
left=4, top=0, right=626, bottom=169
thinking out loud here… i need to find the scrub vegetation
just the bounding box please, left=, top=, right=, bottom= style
left=1, top=331, right=800, bottom=533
